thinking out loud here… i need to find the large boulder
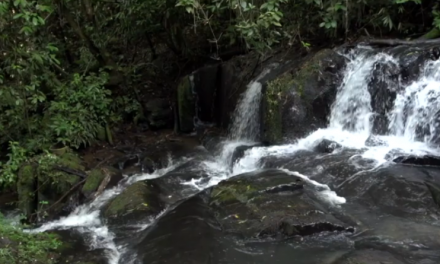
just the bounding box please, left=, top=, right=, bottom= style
left=337, top=164, right=440, bottom=222
left=367, top=58, right=400, bottom=134
left=261, top=49, right=347, bottom=143
left=103, top=181, right=163, bottom=224
left=134, top=195, right=225, bottom=264
left=208, top=169, right=353, bottom=239
left=388, top=44, right=440, bottom=86
left=17, top=151, right=87, bottom=220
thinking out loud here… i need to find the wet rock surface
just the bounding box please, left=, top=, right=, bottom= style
left=20, top=43, right=440, bottom=264
left=207, top=169, right=354, bottom=239
left=133, top=196, right=224, bottom=264
left=103, top=181, right=164, bottom=224
left=262, top=49, right=347, bottom=143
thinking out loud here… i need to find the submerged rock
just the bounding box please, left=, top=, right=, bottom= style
left=393, top=154, right=440, bottom=167
left=314, top=139, right=342, bottom=153
left=103, top=181, right=163, bottom=224
left=333, top=249, right=405, bottom=264
left=231, top=144, right=263, bottom=166
left=208, top=169, right=353, bottom=239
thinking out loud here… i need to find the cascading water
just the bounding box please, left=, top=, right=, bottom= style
left=389, top=59, right=440, bottom=145
left=228, top=81, right=263, bottom=141
left=329, top=51, right=398, bottom=133
left=229, top=64, right=279, bottom=141
left=25, top=46, right=440, bottom=264
left=26, top=159, right=182, bottom=264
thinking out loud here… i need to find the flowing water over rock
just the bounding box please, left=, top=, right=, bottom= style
left=28, top=46, right=440, bottom=264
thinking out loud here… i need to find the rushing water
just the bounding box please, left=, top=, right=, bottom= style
left=229, top=64, right=278, bottom=141
left=28, top=47, right=440, bottom=263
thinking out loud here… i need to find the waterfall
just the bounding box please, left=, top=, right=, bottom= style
left=229, top=64, right=278, bottom=141
left=24, top=46, right=440, bottom=264
left=229, top=81, right=263, bottom=141
left=329, top=52, right=398, bottom=134
left=389, top=60, right=440, bottom=145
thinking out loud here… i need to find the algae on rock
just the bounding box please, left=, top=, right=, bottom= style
left=104, top=181, right=163, bottom=223
left=208, top=170, right=353, bottom=239
left=81, top=168, right=106, bottom=197
left=261, top=48, right=346, bottom=142
left=81, top=166, right=120, bottom=198
left=17, top=151, right=86, bottom=220
left=262, top=73, right=294, bottom=144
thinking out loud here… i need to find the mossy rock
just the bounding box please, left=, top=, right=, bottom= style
left=262, top=73, right=294, bottom=143
left=208, top=169, right=351, bottom=239
left=177, top=75, right=196, bottom=133
left=104, top=181, right=163, bottom=224
left=262, top=49, right=346, bottom=142
left=210, top=169, right=301, bottom=207
left=81, top=166, right=121, bottom=198
left=17, top=163, right=37, bottom=218
left=18, top=152, right=87, bottom=219
left=37, top=152, right=83, bottom=196
left=58, top=152, right=85, bottom=171
left=81, top=168, right=106, bottom=197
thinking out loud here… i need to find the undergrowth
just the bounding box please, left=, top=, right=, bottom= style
left=0, top=214, right=61, bottom=264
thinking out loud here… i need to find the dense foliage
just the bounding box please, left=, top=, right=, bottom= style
left=0, top=0, right=439, bottom=189
left=0, top=213, right=61, bottom=263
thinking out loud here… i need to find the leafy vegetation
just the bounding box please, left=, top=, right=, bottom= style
left=0, top=0, right=440, bottom=190
left=0, top=213, right=61, bottom=264
left=0, top=0, right=439, bottom=261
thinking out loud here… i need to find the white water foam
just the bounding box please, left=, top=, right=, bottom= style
left=26, top=47, right=440, bottom=264
left=279, top=169, right=346, bottom=205
left=27, top=158, right=183, bottom=264
left=183, top=47, right=440, bottom=205
left=389, top=59, right=440, bottom=144
left=229, top=64, right=278, bottom=140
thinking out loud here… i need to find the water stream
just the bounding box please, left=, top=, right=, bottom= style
left=28, top=47, right=440, bottom=263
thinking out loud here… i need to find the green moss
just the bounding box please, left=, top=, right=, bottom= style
left=262, top=49, right=336, bottom=144
left=59, top=152, right=85, bottom=171
left=210, top=180, right=259, bottom=206
left=81, top=168, right=105, bottom=195
left=17, top=164, right=36, bottom=217
left=177, top=75, right=196, bottom=133
left=104, top=182, right=158, bottom=218
left=420, top=27, right=440, bottom=40
left=0, top=214, right=62, bottom=264
left=292, top=49, right=331, bottom=99
left=263, top=73, right=294, bottom=144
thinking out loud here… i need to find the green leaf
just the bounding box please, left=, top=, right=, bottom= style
left=13, top=13, right=23, bottom=19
